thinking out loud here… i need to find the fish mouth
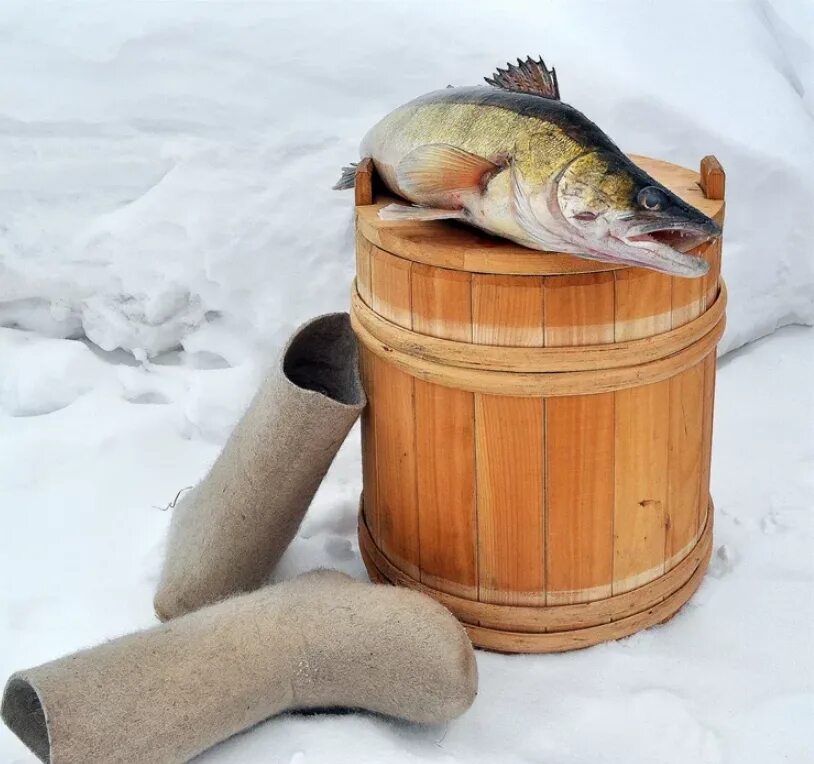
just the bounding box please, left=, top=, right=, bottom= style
left=613, top=219, right=720, bottom=277
left=628, top=227, right=710, bottom=253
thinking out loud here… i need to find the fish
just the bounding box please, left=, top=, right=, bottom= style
left=334, top=57, right=721, bottom=277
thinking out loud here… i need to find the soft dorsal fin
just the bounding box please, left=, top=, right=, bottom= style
left=484, top=56, right=560, bottom=100
left=396, top=144, right=500, bottom=199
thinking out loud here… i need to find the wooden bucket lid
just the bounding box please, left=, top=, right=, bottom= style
left=356, top=155, right=725, bottom=276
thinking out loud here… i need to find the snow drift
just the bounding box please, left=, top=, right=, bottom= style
left=0, top=1, right=812, bottom=368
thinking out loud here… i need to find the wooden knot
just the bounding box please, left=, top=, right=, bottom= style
left=639, top=499, right=662, bottom=511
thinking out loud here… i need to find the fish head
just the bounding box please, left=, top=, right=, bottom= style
left=548, top=150, right=721, bottom=277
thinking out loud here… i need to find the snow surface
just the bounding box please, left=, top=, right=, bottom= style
left=2, top=324, right=812, bottom=764
left=1, top=1, right=813, bottom=762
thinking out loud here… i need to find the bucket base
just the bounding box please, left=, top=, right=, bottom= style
left=358, top=498, right=713, bottom=654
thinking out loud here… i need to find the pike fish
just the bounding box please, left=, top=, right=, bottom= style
left=335, top=57, right=720, bottom=277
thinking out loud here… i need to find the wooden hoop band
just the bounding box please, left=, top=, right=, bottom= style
left=351, top=287, right=725, bottom=396
left=359, top=499, right=713, bottom=651
left=462, top=553, right=710, bottom=653
left=352, top=281, right=726, bottom=373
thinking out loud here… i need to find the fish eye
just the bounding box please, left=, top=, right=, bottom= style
left=637, top=186, right=668, bottom=211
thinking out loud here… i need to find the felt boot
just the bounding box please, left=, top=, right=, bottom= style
left=154, top=313, right=365, bottom=620
left=2, top=571, right=478, bottom=764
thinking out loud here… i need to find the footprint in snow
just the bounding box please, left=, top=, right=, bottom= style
left=761, top=512, right=781, bottom=535
left=708, top=544, right=738, bottom=578
left=124, top=390, right=171, bottom=405
left=323, top=535, right=354, bottom=561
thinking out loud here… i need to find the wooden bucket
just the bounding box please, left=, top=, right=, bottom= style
left=351, top=154, right=726, bottom=653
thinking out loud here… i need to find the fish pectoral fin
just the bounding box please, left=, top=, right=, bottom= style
left=379, top=203, right=466, bottom=222
left=485, top=56, right=560, bottom=100
left=396, top=144, right=500, bottom=198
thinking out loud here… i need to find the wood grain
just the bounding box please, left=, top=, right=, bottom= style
left=699, top=155, right=725, bottom=201
left=671, top=258, right=707, bottom=329
left=358, top=346, right=378, bottom=542
left=355, top=231, right=373, bottom=305
left=351, top=282, right=727, bottom=372
left=475, top=394, right=545, bottom=605
left=613, top=379, right=671, bottom=594
left=352, top=305, right=725, bottom=397
left=411, top=262, right=477, bottom=597
left=666, top=361, right=705, bottom=567
left=472, top=274, right=544, bottom=347
left=414, top=379, right=477, bottom=598
left=546, top=393, right=615, bottom=603
left=544, top=273, right=615, bottom=346
left=360, top=501, right=712, bottom=633
left=542, top=266, right=616, bottom=603
left=614, top=268, right=673, bottom=341
left=463, top=546, right=710, bottom=653
left=364, top=246, right=420, bottom=577
left=411, top=262, right=472, bottom=341
left=371, top=355, right=420, bottom=579
left=704, top=238, right=722, bottom=311
left=699, top=352, right=717, bottom=531
left=369, top=246, right=412, bottom=329
left=354, top=157, right=374, bottom=206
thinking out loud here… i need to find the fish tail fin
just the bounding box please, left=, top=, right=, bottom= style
left=333, top=163, right=358, bottom=190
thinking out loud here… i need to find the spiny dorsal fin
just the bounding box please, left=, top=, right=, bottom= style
left=485, top=56, right=560, bottom=100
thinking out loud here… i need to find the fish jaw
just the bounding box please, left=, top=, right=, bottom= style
left=615, top=225, right=714, bottom=276
left=546, top=218, right=717, bottom=277
left=592, top=207, right=721, bottom=277
left=587, top=237, right=711, bottom=276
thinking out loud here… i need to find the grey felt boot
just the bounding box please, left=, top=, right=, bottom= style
left=2, top=571, right=478, bottom=764
left=154, top=313, right=366, bottom=621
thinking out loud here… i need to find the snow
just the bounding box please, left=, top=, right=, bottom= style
left=2, top=323, right=812, bottom=764
left=1, top=1, right=813, bottom=762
